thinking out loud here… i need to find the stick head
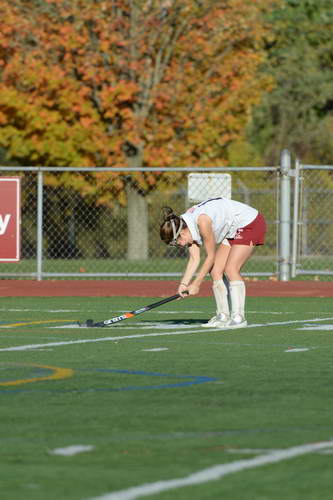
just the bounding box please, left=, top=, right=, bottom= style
left=84, top=319, right=106, bottom=328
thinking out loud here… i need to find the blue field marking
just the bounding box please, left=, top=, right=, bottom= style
left=0, top=368, right=220, bottom=394
left=82, top=368, right=219, bottom=391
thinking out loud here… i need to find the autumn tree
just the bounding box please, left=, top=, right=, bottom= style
left=0, top=0, right=275, bottom=258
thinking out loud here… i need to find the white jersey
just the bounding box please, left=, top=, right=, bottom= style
left=181, top=197, right=258, bottom=245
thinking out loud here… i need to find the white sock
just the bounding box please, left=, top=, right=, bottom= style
left=212, top=279, right=230, bottom=319
left=223, top=274, right=232, bottom=312
left=229, top=280, right=246, bottom=319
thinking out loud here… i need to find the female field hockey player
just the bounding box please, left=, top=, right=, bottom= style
left=160, top=197, right=267, bottom=329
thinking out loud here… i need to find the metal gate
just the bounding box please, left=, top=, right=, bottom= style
left=291, top=162, right=333, bottom=279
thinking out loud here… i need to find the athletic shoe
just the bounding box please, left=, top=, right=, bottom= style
left=226, top=314, right=247, bottom=329
left=201, top=314, right=230, bottom=328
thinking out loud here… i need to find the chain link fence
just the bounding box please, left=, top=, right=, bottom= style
left=0, top=167, right=279, bottom=280
left=294, top=166, right=333, bottom=278
left=1, top=163, right=332, bottom=281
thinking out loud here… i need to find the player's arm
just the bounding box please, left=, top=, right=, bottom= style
left=178, top=243, right=201, bottom=296
left=188, top=215, right=216, bottom=295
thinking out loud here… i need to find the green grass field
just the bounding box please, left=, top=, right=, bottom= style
left=1, top=256, right=333, bottom=280
left=1, top=295, right=333, bottom=499
left=0, top=256, right=277, bottom=277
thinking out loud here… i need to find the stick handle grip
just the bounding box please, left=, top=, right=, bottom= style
left=139, top=291, right=189, bottom=313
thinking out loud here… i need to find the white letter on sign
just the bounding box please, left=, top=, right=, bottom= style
left=0, top=214, right=11, bottom=235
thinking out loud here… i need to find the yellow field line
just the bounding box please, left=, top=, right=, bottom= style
left=0, top=363, right=74, bottom=386
left=0, top=319, right=77, bottom=328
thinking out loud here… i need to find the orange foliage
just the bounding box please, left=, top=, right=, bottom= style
left=0, top=0, right=277, bottom=199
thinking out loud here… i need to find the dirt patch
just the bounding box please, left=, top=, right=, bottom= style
left=0, top=280, right=332, bottom=297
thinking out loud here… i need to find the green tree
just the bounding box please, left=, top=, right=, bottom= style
left=248, top=0, right=333, bottom=165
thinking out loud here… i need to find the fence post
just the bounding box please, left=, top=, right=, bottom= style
left=291, top=158, right=301, bottom=278
left=279, top=149, right=291, bottom=281
left=36, top=170, right=43, bottom=281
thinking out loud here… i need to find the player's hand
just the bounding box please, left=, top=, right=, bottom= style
left=187, top=283, right=200, bottom=295
left=178, top=283, right=189, bottom=297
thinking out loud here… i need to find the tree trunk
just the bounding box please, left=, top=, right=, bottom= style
left=126, top=184, right=149, bottom=260
left=126, top=148, right=149, bottom=260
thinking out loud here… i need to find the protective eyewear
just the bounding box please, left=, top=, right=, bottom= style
left=169, top=218, right=184, bottom=247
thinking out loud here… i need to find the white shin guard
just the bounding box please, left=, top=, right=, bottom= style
left=212, top=279, right=230, bottom=320
left=229, top=280, right=246, bottom=320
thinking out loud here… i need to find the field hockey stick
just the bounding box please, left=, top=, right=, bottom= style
left=82, top=291, right=189, bottom=328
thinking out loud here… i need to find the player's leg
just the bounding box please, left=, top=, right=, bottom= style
left=224, top=244, right=255, bottom=328
left=201, top=243, right=231, bottom=328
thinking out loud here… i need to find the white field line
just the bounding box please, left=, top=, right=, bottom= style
left=247, top=317, right=333, bottom=329
left=142, top=348, right=169, bottom=352
left=298, top=324, right=333, bottom=331
left=49, top=445, right=95, bottom=456
left=1, top=317, right=333, bottom=353
left=0, top=330, right=201, bottom=351
left=285, top=348, right=310, bottom=352
left=62, top=317, right=333, bottom=331
left=86, top=440, right=333, bottom=500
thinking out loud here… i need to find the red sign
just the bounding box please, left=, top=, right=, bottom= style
left=0, top=177, right=21, bottom=262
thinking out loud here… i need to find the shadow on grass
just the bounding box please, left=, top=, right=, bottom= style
left=140, top=318, right=207, bottom=326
